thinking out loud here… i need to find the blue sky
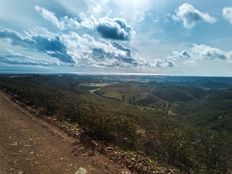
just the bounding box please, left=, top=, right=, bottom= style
left=0, top=0, right=232, bottom=76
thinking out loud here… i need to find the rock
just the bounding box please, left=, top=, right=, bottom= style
left=105, top=146, right=114, bottom=151
left=24, top=144, right=31, bottom=147
left=75, top=167, right=87, bottom=174
left=10, top=142, right=18, bottom=146
left=14, top=159, right=19, bottom=164
left=18, top=171, right=25, bottom=174
left=121, top=169, right=131, bottom=174
left=90, top=140, right=98, bottom=147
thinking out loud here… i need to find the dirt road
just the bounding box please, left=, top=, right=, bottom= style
left=0, top=93, right=121, bottom=174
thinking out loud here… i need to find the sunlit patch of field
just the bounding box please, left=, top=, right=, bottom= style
left=79, top=83, right=111, bottom=88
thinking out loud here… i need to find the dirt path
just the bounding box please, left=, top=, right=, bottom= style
left=0, top=93, right=122, bottom=174
left=89, top=88, right=101, bottom=95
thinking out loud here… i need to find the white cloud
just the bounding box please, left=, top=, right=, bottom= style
left=35, top=6, right=135, bottom=41
left=31, top=6, right=152, bottom=68
left=173, top=3, right=217, bottom=28
left=0, top=4, right=179, bottom=70
left=35, top=6, right=63, bottom=29
left=172, top=44, right=232, bottom=61
left=155, top=59, right=175, bottom=68
left=84, top=0, right=153, bottom=23
left=191, top=44, right=232, bottom=60
left=60, top=32, right=148, bottom=68
left=223, top=7, right=232, bottom=24
left=0, top=28, right=153, bottom=68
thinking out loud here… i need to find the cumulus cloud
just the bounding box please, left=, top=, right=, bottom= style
left=223, top=7, right=232, bottom=24
left=191, top=44, right=232, bottom=60
left=0, top=29, right=153, bottom=68
left=0, top=5, right=165, bottom=69
left=60, top=32, right=148, bottom=68
left=173, top=3, right=217, bottom=28
left=35, top=6, right=135, bottom=41
left=31, top=6, right=151, bottom=68
left=0, top=29, right=74, bottom=63
left=179, top=50, right=191, bottom=59
left=155, top=59, right=175, bottom=68
left=96, top=17, right=135, bottom=40
left=172, top=44, right=232, bottom=61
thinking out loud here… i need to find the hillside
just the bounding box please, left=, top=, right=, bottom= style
left=0, top=74, right=231, bottom=174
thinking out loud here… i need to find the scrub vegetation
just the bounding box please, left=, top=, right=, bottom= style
left=0, top=74, right=231, bottom=174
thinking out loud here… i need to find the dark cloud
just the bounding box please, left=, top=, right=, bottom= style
left=31, top=36, right=74, bottom=63
left=60, top=32, right=151, bottom=68
left=91, top=42, right=138, bottom=67
left=0, top=29, right=33, bottom=47
left=180, top=50, right=191, bottom=59
left=0, top=26, right=159, bottom=69
left=0, top=54, right=37, bottom=65
left=0, top=51, right=58, bottom=66
left=156, top=59, right=175, bottom=68
left=35, top=6, right=135, bottom=41
left=0, top=28, right=172, bottom=69
left=112, top=42, right=132, bottom=57
left=0, top=29, right=74, bottom=63
left=0, top=29, right=149, bottom=68
left=96, top=17, right=134, bottom=40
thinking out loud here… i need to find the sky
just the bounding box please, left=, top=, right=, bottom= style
left=0, top=0, right=232, bottom=76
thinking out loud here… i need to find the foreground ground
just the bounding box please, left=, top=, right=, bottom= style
left=0, top=93, right=127, bottom=174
